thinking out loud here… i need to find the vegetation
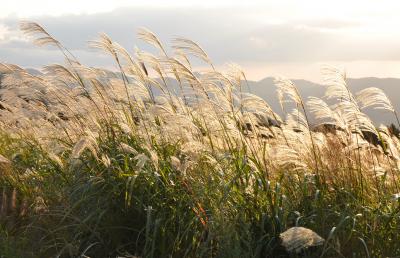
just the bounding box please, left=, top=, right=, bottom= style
left=0, top=22, right=400, bottom=257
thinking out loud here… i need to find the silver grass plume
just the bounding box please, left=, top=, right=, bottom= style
left=172, top=37, right=214, bottom=70
left=137, top=28, right=167, bottom=56
left=307, top=97, right=346, bottom=130
left=321, top=65, right=378, bottom=136
left=20, top=21, right=60, bottom=47
left=275, top=77, right=320, bottom=172
left=20, top=21, right=79, bottom=64
left=274, top=77, right=303, bottom=106
left=356, top=87, right=395, bottom=112
left=356, top=87, right=400, bottom=128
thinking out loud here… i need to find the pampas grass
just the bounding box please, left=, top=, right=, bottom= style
left=0, top=22, right=399, bottom=257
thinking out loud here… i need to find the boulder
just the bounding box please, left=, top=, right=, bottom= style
left=279, top=227, right=324, bottom=256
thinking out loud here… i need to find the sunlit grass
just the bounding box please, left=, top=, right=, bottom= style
left=0, top=22, right=399, bottom=257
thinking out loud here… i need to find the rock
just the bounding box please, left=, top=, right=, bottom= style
left=279, top=227, right=324, bottom=255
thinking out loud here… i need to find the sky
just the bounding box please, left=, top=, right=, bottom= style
left=1, top=0, right=400, bottom=82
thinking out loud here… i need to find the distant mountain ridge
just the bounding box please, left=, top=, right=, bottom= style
left=246, top=77, right=400, bottom=125
left=8, top=68, right=400, bottom=125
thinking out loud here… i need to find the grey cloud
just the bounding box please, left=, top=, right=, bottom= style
left=0, top=44, right=112, bottom=68
left=0, top=7, right=400, bottom=69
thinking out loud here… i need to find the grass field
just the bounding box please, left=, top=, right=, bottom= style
left=0, top=22, right=399, bottom=257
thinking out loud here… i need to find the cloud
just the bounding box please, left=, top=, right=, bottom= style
left=0, top=24, right=9, bottom=40
left=1, top=6, right=400, bottom=74
left=297, top=19, right=361, bottom=30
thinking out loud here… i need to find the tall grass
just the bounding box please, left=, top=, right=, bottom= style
left=0, top=22, right=399, bottom=257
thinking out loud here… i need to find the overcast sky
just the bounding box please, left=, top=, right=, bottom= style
left=1, top=0, right=400, bottom=82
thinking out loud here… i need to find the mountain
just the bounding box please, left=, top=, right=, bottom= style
left=25, top=68, right=43, bottom=76
left=247, top=77, right=400, bottom=125
left=150, top=75, right=399, bottom=125
left=1, top=66, right=400, bottom=125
